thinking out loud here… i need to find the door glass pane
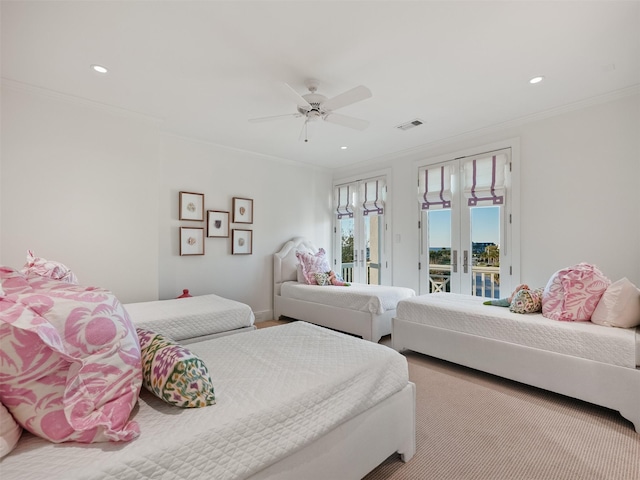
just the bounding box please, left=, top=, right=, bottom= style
left=470, top=206, right=500, bottom=298
left=339, top=217, right=354, bottom=283
left=364, top=215, right=383, bottom=285
left=427, top=209, right=452, bottom=293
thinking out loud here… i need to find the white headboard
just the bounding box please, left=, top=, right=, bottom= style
left=273, top=237, right=318, bottom=294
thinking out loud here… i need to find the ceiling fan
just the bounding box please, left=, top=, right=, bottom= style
left=249, top=80, right=372, bottom=142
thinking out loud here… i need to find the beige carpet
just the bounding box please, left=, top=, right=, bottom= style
left=364, top=351, right=639, bottom=480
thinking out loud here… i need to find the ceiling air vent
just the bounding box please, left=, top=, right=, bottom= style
left=395, top=118, right=424, bottom=131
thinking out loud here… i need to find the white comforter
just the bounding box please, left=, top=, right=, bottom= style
left=396, top=293, right=638, bottom=368
left=280, top=281, right=415, bottom=315
left=124, top=293, right=255, bottom=341
left=3, top=322, right=409, bottom=480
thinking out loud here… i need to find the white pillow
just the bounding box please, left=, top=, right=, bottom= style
left=591, top=278, right=640, bottom=328
left=0, top=403, right=22, bottom=458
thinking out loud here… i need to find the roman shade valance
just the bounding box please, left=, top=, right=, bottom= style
left=463, top=153, right=508, bottom=206
left=418, top=164, right=452, bottom=210
left=334, top=184, right=354, bottom=219
left=360, top=179, right=385, bottom=216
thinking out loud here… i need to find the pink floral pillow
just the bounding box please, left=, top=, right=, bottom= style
left=0, top=267, right=142, bottom=443
left=1, top=402, right=22, bottom=458
left=21, top=250, right=78, bottom=285
left=542, top=263, right=611, bottom=321
left=296, top=248, right=331, bottom=285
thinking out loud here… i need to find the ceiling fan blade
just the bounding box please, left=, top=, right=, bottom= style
left=283, top=83, right=312, bottom=112
left=324, top=112, right=370, bottom=131
left=322, top=85, right=372, bottom=112
left=249, top=113, right=302, bottom=123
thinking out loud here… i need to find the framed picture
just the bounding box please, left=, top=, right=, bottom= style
left=232, top=197, right=253, bottom=224
left=232, top=229, right=253, bottom=255
left=180, top=227, right=204, bottom=256
left=179, top=191, right=205, bottom=221
left=207, top=210, right=230, bottom=238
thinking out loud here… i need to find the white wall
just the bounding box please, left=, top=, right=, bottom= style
left=335, top=91, right=640, bottom=293
left=3, top=84, right=637, bottom=312
left=1, top=86, right=160, bottom=303
left=1, top=86, right=333, bottom=315
left=157, top=134, right=332, bottom=318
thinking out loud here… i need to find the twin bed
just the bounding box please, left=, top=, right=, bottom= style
left=274, top=237, right=415, bottom=342
left=2, top=266, right=416, bottom=479
left=393, top=292, right=640, bottom=432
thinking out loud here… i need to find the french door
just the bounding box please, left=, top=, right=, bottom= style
left=334, top=177, right=386, bottom=285
left=418, top=149, right=513, bottom=298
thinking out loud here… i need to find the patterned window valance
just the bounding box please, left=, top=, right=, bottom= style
left=418, top=164, right=452, bottom=210
left=334, top=184, right=354, bottom=219
left=360, top=179, right=385, bottom=216
left=463, top=153, right=508, bottom=207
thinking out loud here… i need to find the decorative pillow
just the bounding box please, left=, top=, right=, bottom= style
left=0, top=403, right=22, bottom=458
left=509, top=287, right=544, bottom=314
left=296, top=248, right=331, bottom=285
left=0, top=267, right=141, bottom=443
left=542, top=263, right=610, bottom=321
left=137, top=329, right=215, bottom=408
left=296, top=264, right=305, bottom=283
left=314, top=272, right=331, bottom=286
left=21, top=250, right=78, bottom=285
left=591, top=278, right=640, bottom=328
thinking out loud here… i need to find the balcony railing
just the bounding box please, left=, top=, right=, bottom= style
left=429, top=264, right=500, bottom=298
left=340, top=262, right=381, bottom=284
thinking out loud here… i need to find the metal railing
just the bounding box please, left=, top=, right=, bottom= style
left=428, top=264, right=500, bottom=298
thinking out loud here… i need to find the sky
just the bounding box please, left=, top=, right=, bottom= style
left=429, top=206, right=500, bottom=248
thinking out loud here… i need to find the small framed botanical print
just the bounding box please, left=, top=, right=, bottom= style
left=180, top=227, right=204, bottom=256
left=232, top=229, right=252, bottom=255
left=232, top=197, right=253, bottom=224
left=207, top=210, right=230, bottom=238
left=179, top=192, right=205, bottom=221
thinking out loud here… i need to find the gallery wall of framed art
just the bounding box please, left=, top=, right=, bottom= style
left=178, top=192, right=254, bottom=256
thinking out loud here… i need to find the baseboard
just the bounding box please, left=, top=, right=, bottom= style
left=253, top=310, right=273, bottom=322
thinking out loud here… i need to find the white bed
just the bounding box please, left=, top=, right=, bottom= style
left=2, top=321, right=416, bottom=479
left=393, top=292, right=640, bottom=432
left=124, top=293, right=256, bottom=344
left=273, top=237, right=415, bottom=342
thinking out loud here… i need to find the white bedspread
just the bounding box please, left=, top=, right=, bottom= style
left=3, top=322, right=409, bottom=480
left=124, top=293, right=255, bottom=341
left=280, top=281, right=415, bottom=315
left=396, top=293, right=638, bottom=368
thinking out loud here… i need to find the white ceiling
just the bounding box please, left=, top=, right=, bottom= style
left=2, top=1, right=639, bottom=169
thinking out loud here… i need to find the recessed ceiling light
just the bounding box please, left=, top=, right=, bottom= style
left=529, top=76, right=544, bottom=84
left=91, top=64, right=108, bottom=74
left=340, top=146, right=348, bottom=150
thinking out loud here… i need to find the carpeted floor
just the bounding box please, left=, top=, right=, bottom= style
left=365, top=351, right=639, bottom=480
left=256, top=321, right=640, bottom=480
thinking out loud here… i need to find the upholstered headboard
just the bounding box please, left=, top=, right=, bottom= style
left=273, top=237, right=317, bottom=295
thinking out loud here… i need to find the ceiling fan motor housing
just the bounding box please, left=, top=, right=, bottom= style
left=298, top=93, right=328, bottom=116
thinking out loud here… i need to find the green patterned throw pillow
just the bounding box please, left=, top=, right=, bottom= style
left=509, top=287, right=544, bottom=314
left=136, top=328, right=215, bottom=408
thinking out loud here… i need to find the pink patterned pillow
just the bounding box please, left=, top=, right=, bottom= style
left=1, top=402, right=22, bottom=458
left=21, top=250, right=78, bottom=285
left=296, top=248, right=331, bottom=285
left=542, top=263, right=611, bottom=321
left=0, top=267, right=142, bottom=443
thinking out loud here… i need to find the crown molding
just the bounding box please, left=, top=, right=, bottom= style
left=0, top=78, right=162, bottom=124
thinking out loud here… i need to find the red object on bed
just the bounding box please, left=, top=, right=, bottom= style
left=177, top=289, right=192, bottom=298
